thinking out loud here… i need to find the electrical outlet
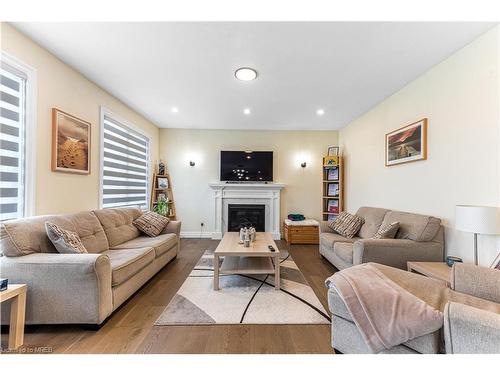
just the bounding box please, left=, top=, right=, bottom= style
left=200, top=222, right=204, bottom=227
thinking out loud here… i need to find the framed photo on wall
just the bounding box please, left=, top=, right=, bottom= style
left=385, top=118, right=427, bottom=166
left=51, top=108, right=91, bottom=174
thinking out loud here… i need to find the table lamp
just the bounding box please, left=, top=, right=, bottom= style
left=455, top=205, right=500, bottom=265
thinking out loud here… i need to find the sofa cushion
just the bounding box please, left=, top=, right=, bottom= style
left=93, top=207, right=143, bottom=247
left=334, top=242, right=354, bottom=264
left=355, top=207, right=390, bottom=239
left=102, top=247, right=155, bottom=286
left=381, top=211, right=441, bottom=242
left=111, top=233, right=177, bottom=258
left=329, top=212, right=365, bottom=238
left=133, top=211, right=170, bottom=237
left=1, top=211, right=109, bottom=256
left=321, top=232, right=356, bottom=250
left=373, top=221, right=399, bottom=239
left=45, top=222, right=88, bottom=254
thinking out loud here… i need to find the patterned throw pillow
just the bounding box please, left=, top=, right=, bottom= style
left=328, top=211, right=365, bottom=238
left=45, top=222, right=88, bottom=254
left=373, top=221, right=399, bottom=239
left=133, top=211, right=170, bottom=237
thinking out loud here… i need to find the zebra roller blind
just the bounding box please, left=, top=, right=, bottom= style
left=1, top=62, right=26, bottom=221
left=101, top=113, right=150, bottom=209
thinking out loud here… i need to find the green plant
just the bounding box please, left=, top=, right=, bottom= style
left=154, top=196, right=169, bottom=217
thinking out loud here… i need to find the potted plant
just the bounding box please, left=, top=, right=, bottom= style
left=154, top=196, right=169, bottom=217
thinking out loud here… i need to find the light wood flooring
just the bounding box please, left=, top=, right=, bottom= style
left=1, top=239, right=337, bottom=354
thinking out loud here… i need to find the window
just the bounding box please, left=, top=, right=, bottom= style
left=0, top=54, right=36, bottom=221
left=100, top=108, right=150, bottom=209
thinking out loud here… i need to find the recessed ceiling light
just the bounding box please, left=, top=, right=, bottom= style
left=243, top=108, right=251, bottom=115
left=171, top=107, right=179, bottom=113
left=235, top=67, right=257, bottom=81
left=316, top=109, right=325, bottom=116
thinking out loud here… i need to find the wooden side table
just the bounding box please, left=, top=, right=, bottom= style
left=283, top=219, right=319, bottom=245
left=0, top=284, right=27, bottom=350
left=407, top=262, right=451, bottom=286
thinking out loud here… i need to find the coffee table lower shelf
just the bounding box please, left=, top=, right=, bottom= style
left=214, top=255, right=280, bottom=291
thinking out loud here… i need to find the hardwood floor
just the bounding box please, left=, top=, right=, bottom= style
left=1, top=239, right=337, bottom=354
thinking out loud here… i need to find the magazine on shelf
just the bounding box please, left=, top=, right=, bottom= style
left=328, top=183, right=339, bottom=196
left=327, top=199, right=339, bottom=213
left=327, top=168, right=339, bottom=180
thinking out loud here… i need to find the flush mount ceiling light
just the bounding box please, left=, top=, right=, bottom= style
left=316, top=109, right=325, bottom=116
left=235, top=67, right=257, bottom=81
left=243, top=108, right=251, bottom=115
left=171, top=107, right=179, bottom=113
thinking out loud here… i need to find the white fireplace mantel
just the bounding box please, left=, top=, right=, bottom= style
left=209, top=183, right=285, bottom=240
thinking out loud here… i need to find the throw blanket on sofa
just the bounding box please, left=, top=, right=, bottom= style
left=327, top=263, right=444, bottom=353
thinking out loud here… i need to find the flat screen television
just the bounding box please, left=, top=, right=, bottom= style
left=220, top=151, right=273, bottom=182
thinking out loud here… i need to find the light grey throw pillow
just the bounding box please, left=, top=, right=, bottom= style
left=45, top=222, right=88, bottom=254
left=373, top=221, right=399, bottom=239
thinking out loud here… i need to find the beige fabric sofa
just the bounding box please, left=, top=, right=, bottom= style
left=326, top=263, right=500, bottom=354
left=0, top=207, right=181, bottom=325
left=320, top=207, right=444, bottom=270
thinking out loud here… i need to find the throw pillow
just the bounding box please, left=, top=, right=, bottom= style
left=45, top=222, right=88, bottom=254
left=373, top=221, right=399, bottom=239
left=133, top=211, right=170, bottom=237
left=328, top=211, right=365, bottom=238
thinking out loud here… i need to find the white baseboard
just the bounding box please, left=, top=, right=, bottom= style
left=180, top=231, right=214, bottom=239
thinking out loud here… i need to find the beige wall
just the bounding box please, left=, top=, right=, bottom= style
left=339, top=26, right=500, bottom=266
left=159, top=129, right=338, bottom=235
left=1, top=23, right=160, bottom=215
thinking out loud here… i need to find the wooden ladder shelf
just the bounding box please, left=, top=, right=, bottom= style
left=150, top=171, right=176, bottom=220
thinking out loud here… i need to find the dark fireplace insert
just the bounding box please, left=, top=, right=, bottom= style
left=227, top=204, right=265, bottom=232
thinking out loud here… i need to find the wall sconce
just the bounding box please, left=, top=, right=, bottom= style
left=189, top=161, right=195, bottom=167
left=301, top=162, right=307, bottom=168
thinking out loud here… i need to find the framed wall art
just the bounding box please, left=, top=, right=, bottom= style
left=51, top=108, right=91, bottom=174
left=385, top=118, right=427, bottom=166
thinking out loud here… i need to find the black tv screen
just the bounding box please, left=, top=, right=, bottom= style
left=220, top=151, right=273, bottom=182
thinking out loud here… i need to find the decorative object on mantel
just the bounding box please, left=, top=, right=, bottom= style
left=455, top=205, right=500, bottom=265
left=51, top=108, right=90, bottom=174
left=158, top=160, right=165, bottom=175
left=385, top=118, right=427, bottom=166
left=150, top=164, right=176, bottom=219
left=322, top=153, right=343, bottom=222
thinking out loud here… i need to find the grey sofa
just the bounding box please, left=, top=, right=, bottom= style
left=326, top=262, right=500, bottom=354
left=0, top=207, right=181, bottom=325
left=320, top=207, right=444, bottom=270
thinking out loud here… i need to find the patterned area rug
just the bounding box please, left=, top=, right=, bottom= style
left=155, top=249, right=331, bottom=325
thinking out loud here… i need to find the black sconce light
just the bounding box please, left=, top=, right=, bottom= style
left=301, top=162, right=307, bottom=168
left=189, top=161, right=195, bottom=167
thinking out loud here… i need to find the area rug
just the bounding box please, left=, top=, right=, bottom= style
left=155, top=249, right=331, bottom=325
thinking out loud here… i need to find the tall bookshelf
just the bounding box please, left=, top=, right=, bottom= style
left=322, top=155, right=344, bottom=221
left=150, top=171, right=177, bottom=220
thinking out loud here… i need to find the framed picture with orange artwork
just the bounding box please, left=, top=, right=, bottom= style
left=385, top=118, right=427, bottom=166
left=51, top=108, right=91, bottom=174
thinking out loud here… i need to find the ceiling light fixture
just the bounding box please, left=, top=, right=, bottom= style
left=316, top=109, right=325, bottom=116
left=171, top=107, right=179, bottom=113
left=235, top=67, right=257, bottom=81
left=243, top=108, right=251, bottom=115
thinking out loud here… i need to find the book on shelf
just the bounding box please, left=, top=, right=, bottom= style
left=327, top=199, right=339, bottom=213
left=327, top=168, right=339, bottom=180
left=327, top=183, right=339, bottom=196
left=327, top=214, right=338, bottom=221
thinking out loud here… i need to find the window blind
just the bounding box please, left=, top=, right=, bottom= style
left=101, top=114, right=150, bottom=209
left=0, top=63, right=26, bottom=221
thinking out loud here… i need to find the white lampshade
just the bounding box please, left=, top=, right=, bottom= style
left=455, top=205, right=500, bottom=234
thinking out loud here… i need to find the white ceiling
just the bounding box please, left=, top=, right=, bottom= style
left=13, top=22, right=495, bottom=130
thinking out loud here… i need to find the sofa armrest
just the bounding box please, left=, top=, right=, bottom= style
left=352, top=238, right=443, bottom=270
left=319, top=221, right=334, bottom=234
left=444, top=302, right=500, bottom=353
left=162, top=220, right=181, bottom=236
left=451, top=263, right=500, bottom=303
left=0, top=253, right=112, bottom=324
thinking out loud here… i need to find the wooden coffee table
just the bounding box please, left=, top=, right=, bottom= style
left=407, top=261, right=451, bottom=286
left=213, top=232, right=280, bottom=290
